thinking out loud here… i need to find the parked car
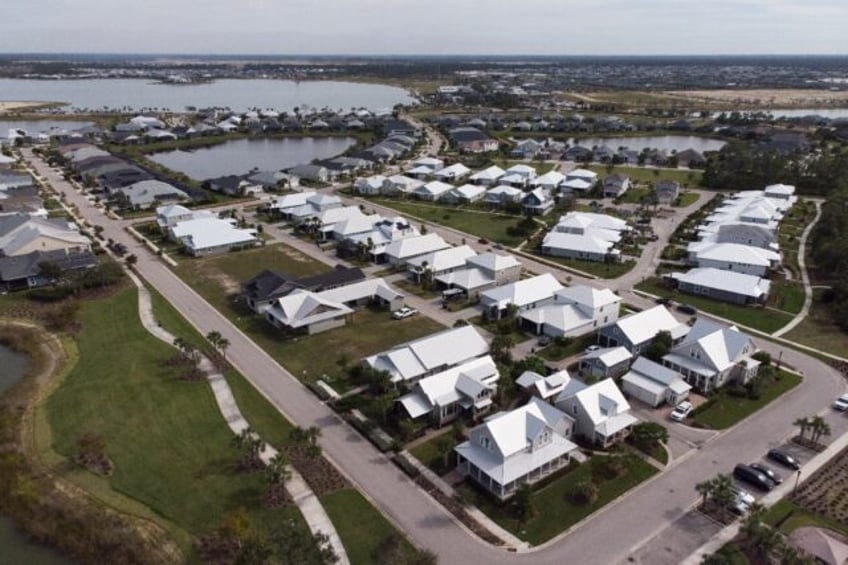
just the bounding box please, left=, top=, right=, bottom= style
left=537, top=335, right=552, bottom=347
left=670, top=401, right=694, bottom=422
left=477, top=237, right=489, bottom=245
left=750, top=463, right=783, bottom=486
left=584, top=344, right=601, bottom=355
left=733, top=464, right=773, bottom=491
left=392, top=307, right=418, bottom=320
left=677, top=303, right=698, bottom=315
left=655, top=297, right=673, bottom=306
left=729, top=496, right=750, bottom=516
left=767, top=449, right=801, bottom=470
left=732, top=485, right=756, bottom=506
left=833, top=393, right=848, bottom=412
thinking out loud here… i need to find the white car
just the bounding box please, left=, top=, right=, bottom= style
left=670, top=401, right=694, bottom=422
left=833, top=394, right=848, bottom=412
left=392, top=306, right=418, bottom=320
left=733, top=485, right=756, bottom=506
left=584, top=345, right=601, bottom=355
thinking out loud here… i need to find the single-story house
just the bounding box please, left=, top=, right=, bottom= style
left=484, top=185, right=523, bottom=206
left=383, top=174, right=425, bottom=195
left=169, top=217, right=258, bottom=256
left=413, top=180, right=455, bottom=201
left=434, top=251, right=522, bottom=295
left=365, top=325, right=490, bottom=384
left=621, top=357, right=691, bottom=408
left=469, top=166, right=506, bottom=186
left=455, top=397, right=577, bottom=499
left=667, top=267, right=771, bottom=305
left=242, top=265, right=365, bottom=313
left=443, top=184, right=486, bottom=204
left=516, top=369, right=584, bottom=402
left=687, top=241, right=780, bottom=277
left=354, top=175, right=387, bottom=195
left=433, top=163, right=471, bottom=183
left=383, top=233, right=451, bottom=266
left=541, top=231, right=618, bottom=262
left=579, top=346, right=633, bottom=380
left=407, top=245, right=477, bottom=282
left=531, top=170, right=565, bottom=191
left=655, top=180, right=680, bottom=205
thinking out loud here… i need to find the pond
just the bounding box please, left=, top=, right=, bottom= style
left=147, top=136, right=356, bottom=181
left=0, top=517, right=70, bottom=565
left=570, top=135, right=726, bottom=153
left=0, top=120, right=94, bottom=135
left=0, top=342, right=28, bottom=393
left=0, top=78, right=414, bottom=113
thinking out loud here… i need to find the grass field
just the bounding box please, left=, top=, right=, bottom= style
left=532, top=252, right=637, bottom=279
left=44, top=288, right=312, bottom=552
left=636, top=278, right=794, bottom=334
left=586, top=164, right=703, bottom=187
left=409, top=431, right=459, bottom=476
left=173, top=245, right=444, bottom=391
left=458, top=454, right=657, bottom=545
left=784, top=289, right=848, bottom=358
left=691, top=370, right=802, bottom=429
left=371, top=199, right=527, bottom=247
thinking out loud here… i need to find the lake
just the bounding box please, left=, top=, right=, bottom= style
left=0, top=78, right=414, bottom=113
left=709, top=108, right=848, bottom=120
left=0, top=517, right=70, bottom=565
left=570, top=135, right=726, bottom=153
left=147, top=136, right=356, bottom=180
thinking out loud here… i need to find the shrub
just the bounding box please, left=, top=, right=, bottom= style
left=570, top=479, right=599, bottom=505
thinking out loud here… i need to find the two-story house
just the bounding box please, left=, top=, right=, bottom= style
left=520, top=284, right=621, bottom=338
left=555, top=378, right=637, bottom=447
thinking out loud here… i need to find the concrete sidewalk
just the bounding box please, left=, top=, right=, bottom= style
left=131, top=272, right=349, bottom=565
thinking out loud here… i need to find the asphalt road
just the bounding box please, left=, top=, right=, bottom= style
left=24, top=149, right=847, bottom=565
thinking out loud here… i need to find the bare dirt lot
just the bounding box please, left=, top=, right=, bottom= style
left=664, top=89, right=848, bottom=108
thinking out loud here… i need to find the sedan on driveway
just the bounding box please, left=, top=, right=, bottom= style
left=768, top=448, right=801, bottom=470
left=392, top=307, right=418, bottom=320
left=670, top=401, right=694, bottom=422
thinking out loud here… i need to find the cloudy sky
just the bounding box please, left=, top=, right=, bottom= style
left=1, top=0, right=846, bottom=55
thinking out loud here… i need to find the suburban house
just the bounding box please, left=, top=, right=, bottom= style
left=598, top=305, right=690, bottom=355
left=561, top=168, right=597, bottom=193
left=510, top=138, right=545, bottom=159
left=504, top=164, right=537, bottom=182
left=449, top=127, right=499, bottom=153
left=206, top=175, right=262, bottom=197
left=522, top=188, right=555, bottom=216
left=406, top=245, right=477, bottom=282
left=484, top=185, right=523, bottom=207
left=455, top=397, right=578, bottom=499
left=444, top=184, right=486, bottom=204
left=353, top=175, right=387, bottom=195
left=265, top=277, right=403, bottom=335
left=686, top=241, right=780, bottom=277
left=662, top=319, right=760, bottom=393
left=532, top=170, right=565, bottom=191
left=341, top=216, right=419, bottom=261
left=114, top=180, right=188, bottom=210
left=288, top=164, right=331, bottom=183
left=764, top=183, right=796, bottom=201
left=383, top=233, right=451, bottom=266
left=706, top=223, right=778, bottom=251
left=480, top=273, right=563, bottom=320
left=435, top=251, right=522, bottom=295
left=0, top=214, right=91, bottom=258
left=309, top=206, right=372, bottom=241
left=155, top=204, right=198, bottom=230
left=169, top=217, right=258, bottom=256
left=520, top=285, right=621, bottom=338
left=382, top=174, right=425, bottom=196
left=621, top=357, right=691, bottom=408
left=555, top=378, right=637, bottom=447
left=516, top=369, right=584, bottom=402
left=541, top=231, right=618, bottom=262
left=579, top=346, right=633, bottom=380
left=398, top=356, right=499, bottom=425
left=242, top=265, right=365, bottom=313
left=654, top=180, right=680, bottom=205
left=667, top=267, right=771, bottom=305
left=433, top=163, right=471, bottom=183
left=411, top=156, right=444, bottom=172
left=602, top=174, right=631, bottom=198
left=468, top=166, right=505, bottom=186
left=267, top=191, right=317, bottom=218
left=413, top=180, right=455, bottom=201
left=283, top=193, right=343, bottom=222
left=365, top=325, right=489, bottom=384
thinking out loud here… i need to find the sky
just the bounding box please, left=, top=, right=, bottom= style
left=1, top=0, right=846, bottom=56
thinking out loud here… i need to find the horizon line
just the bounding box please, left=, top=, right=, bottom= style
left=2, top=51, right=848, bottom=58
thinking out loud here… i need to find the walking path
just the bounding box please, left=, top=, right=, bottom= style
left=129, top=270, right=349, bottom=565
left=773, top=200, right=823, bottom=337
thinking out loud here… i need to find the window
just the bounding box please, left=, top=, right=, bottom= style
left=572, top=405, right=578, bottom=416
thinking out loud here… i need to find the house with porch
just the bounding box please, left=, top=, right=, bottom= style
left=242, top=265, right=365, bottom=313
left=434, top=251, right=522, bottom=295
left=667, top=267, right=771, bottom=305
left=398, top=356, right=499, bottom=425
left=520, top=285, right=621, bottom=338
left=598, top=305, right=689, bottom=355
left=468, top=166, right=505, bottom=186
left=555, top=378, right=637, bottom=447
left=655, top=180, right=680, bottom=205
left=443, top=184, right=486, bottom=204
left=455, top=397, right=577, bottom=500
left=662, top=319, right=760, bottom=394
left=406, top=245, right=477, bottom=283
left=522, top=188, right=555, bottom=216
left=602, top=174, right=631, bottom=198
left=686, top=241, right=780, bottom=277
left=480, top=273, right=563, bottom=320
left=383, top=233, right=451, bottom=266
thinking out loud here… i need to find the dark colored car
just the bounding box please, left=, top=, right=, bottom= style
left=677, top=304, right=698, bottom=315
left=750, top=462, right=783, bottom=486
left=655, top=297, right=673, bottom=306
left=733, top=464, right=773, bottom=492
left=767, top=449, right=801, bottom=470
left=477, top=237, right=489, bottom=245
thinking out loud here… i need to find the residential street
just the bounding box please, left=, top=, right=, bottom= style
left=24, top=148, right=848, bottom=565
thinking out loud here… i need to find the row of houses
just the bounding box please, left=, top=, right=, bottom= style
left=541, top=211, right=631, bottom=262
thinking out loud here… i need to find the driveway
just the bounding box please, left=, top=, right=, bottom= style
left=23, top=148, right=848, bottom=565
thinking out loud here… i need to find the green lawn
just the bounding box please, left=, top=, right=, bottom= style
left=409, top=432, right=458, bottom=476
left=675, top=191, right=701, bottom=207
left=45, top=288, right=312, bottom=551
left=691, top=370, right=802, bottom=429
left=764, top=499, right=848, bottom=537
left=784, top=289, right=848, bottom=358
left=769, top=280, right=805, bottom=315
left=321, top=489, right=420, bottom=565
left=370, top=199, right=527, bottom=247
left=173, top=244, right=445, bottom=392
left=537, top=334, right=598, bottom=362
left=531, top=252, right=636, bottom=279
left=469, top=315, right=532, bottom=345
left=636, top=278, right=794, bottom=334
left=393, top=278, right=440, bottom=299
left=459, top=454, right=657, bottom=545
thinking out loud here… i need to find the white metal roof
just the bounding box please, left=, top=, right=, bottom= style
left=384, top=233, right=450, bottom=261
left=520, top=303, right=594, bottom=335
left=480, top=273, right=563, bottom=309
left=265, top=290, right=353, bottom=329
left=466, top=251, right=521, bottom=273
left=469, top=166, right=505, bottom=182
left=615, top=305, right=690, bottom=346
left=542, top=231, right=615, bottom=255
left=688, top=241, right=780, bottom=266
left=669, top=267, right=771, bottom=299
left=555, top=285, right=621, bottom=309
left=407, top=245, right=477, bottom=272
left=434, top=267, right=494, bottom=291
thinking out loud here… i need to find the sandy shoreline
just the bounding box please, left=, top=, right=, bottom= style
left=0, top=101, right=63, bottom=114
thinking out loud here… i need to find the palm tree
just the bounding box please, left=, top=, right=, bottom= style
left=206, top=330, right=222, bottom=351
left=266, top=452, right=291, bottom=486
left=810, top=415, right=831, bottom=445
left=793, top=417, right=811, bottom=441
left=217, top=337, right=230, bottom=360
left=712, top=474, right=737, bottom=518
left=695, top=478, right=714, bottom=509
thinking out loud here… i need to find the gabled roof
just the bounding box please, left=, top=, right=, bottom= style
left=399, top=356, right=498, bottom=417
left=318, top=277, right=402, bottom=306
left=566, top=168, right=598, bottom=181
left=265, top=289, right=353, bottom=329
left=415, top=180, right=454, bottom=197
left=558, top=378, right=633, bottom=429
left=542, top=231, right=616, bottom=255
left=366, top=325, right=489, bottom=383
left=480, top=273, right=563, bottom=309
left=469, top=166, right=505, bottom=182
left=613, top=305, right=689, bottom=346
left=171, top=217, right=256, bottom=251
left=384, top=233, right=450, bottom=261
left=688, top=241, right=780, bottom=266
left=516, top=369, right=574, bottom=400
left=155, top=204, right=192, bottom=219
left=466, top=251, right=521, bottom=273
left=581, top=346, right=632, bottom=366
left=449, top=184, right=486, bottom=200
left=434, top=163, right=470, bottom=178
left=669, top=318, right=755, bottom=373
left=505, top=164, right=536, bottom=177
left=532, top=170, right=565, bottom=187
left=628, top=356, right=688, bottom=387
left=0, top=214, right=89, bottom=256
left=669, top=268, right=771, bottom=299
left=555, top=285, right=621, bottom=309
left=481, top=397, right=572, bottom=458
left=407, top=245, right=477, bottom=272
